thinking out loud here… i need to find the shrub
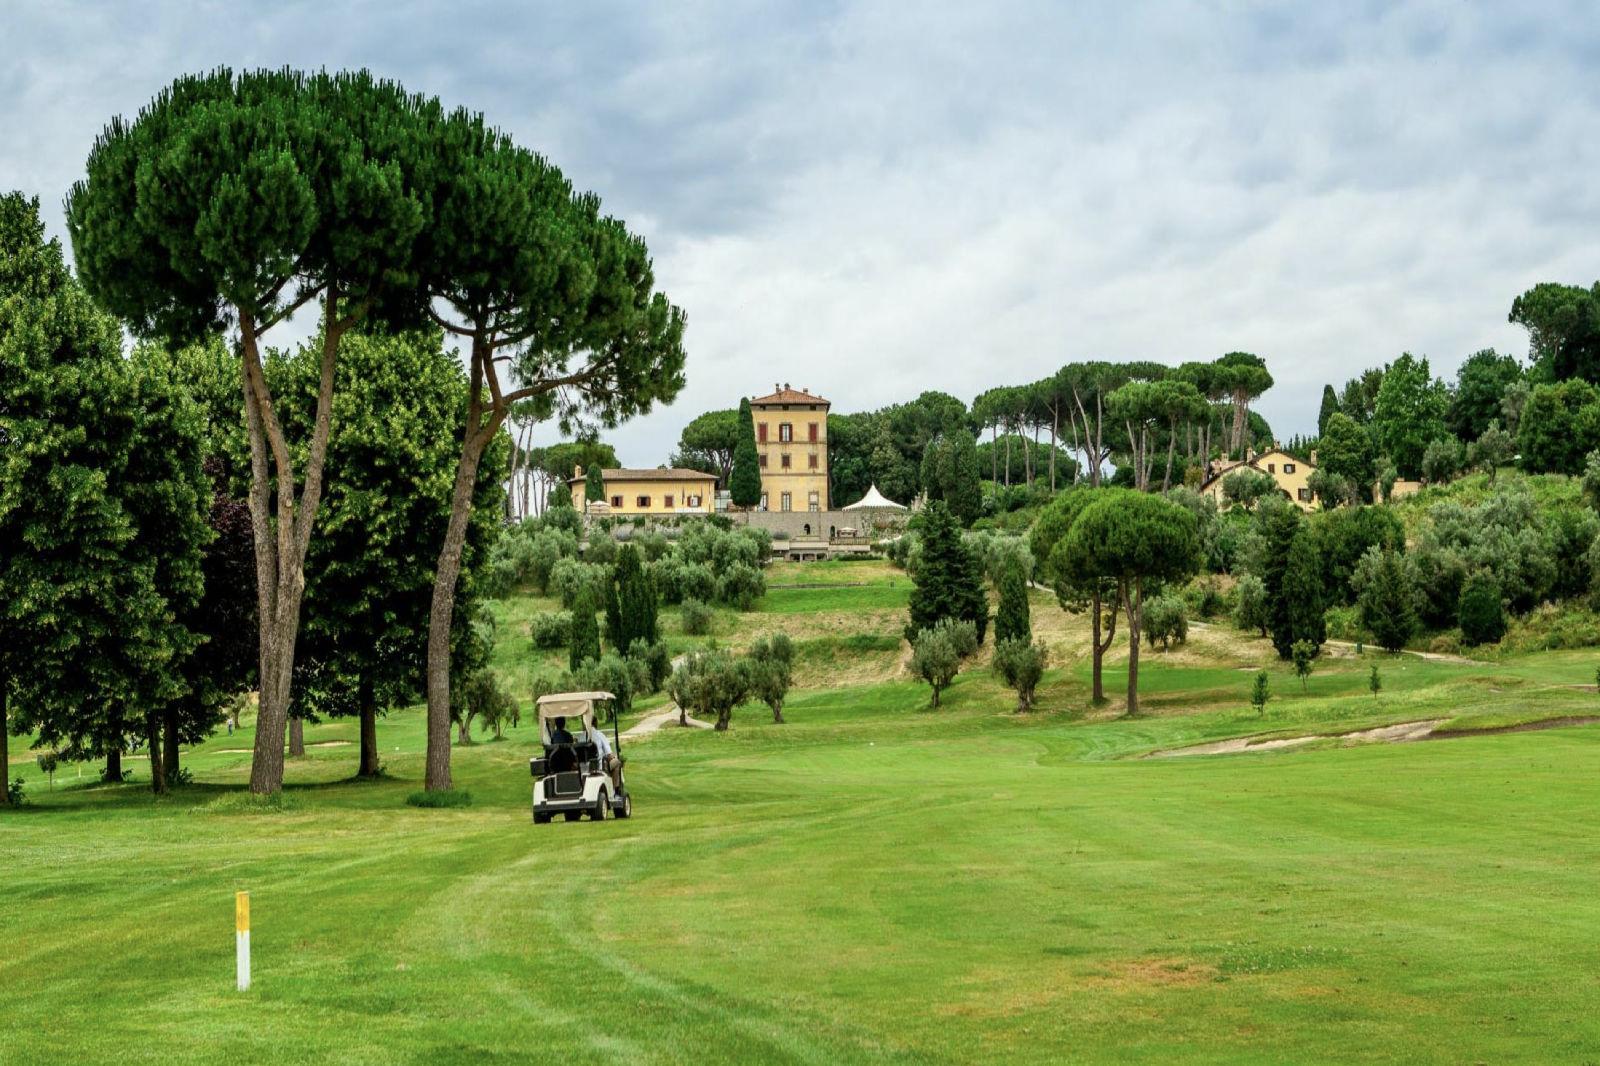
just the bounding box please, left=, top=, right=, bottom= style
left=747, top=633, right=795, bottom=723
left=716, top=562, right=766, bottom=610
left=1291, top=639, right=1316, bottom=692
left=529, top=611, right=571, bottom=650
left=1249, top=670, right=1270, bottom=715
left=993, top=638, right=1048, bottom=712
left=1457, top=573, right=1506, bottom=646
left=678, top=561, right=717, bottom=604
left=628, top=638, right=674, bottom=693
left=1141, top=594, right=1188, bottom=650
left=550, top=557, right=608, bottom=609
left=1184, top=577, right=1226, bottom=620
left=1234, top=574, right=1270, bottom=636
left=680, top=597, right=715, bottom=636
left=584, top=533, right=619, bottom=565
left=574, top=653, right=644, bottom=714
left=5, top=778, right=24, bottom=806
left=405, top=789, right=473, bottom=809
left=1354, top=546, right=1418, bottom=654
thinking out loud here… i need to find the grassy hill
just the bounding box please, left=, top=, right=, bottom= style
left=5, top=564, right=1600, bottom=1063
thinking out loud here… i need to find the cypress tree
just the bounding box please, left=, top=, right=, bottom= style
left=1275, top=529, right=1326, bottom=659
left=943, top=427, right=983, bottom=526
left=1259, top=502, right=1303, bottom=658
left=548, top=479, right=572, bottom=509
left=606, top=544, right=658, bottom=652
left=569, top=586, right=602, bottom=670
left=994, top=556, right=1031, bottom=645
left=730, top=397, right=763, bottom=508
left=1359, top=547, right=1418, bottom=653
left=906, top=500, right=989, bottom=643
left=1457, top=572, right=1506, bottom=646
left=585, top=465, right=605, bottom=509
left=1317, top=384, right=1341, bottom=436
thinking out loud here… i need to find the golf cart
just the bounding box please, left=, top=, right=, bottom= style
left=530, top=691, right=632, bottom=823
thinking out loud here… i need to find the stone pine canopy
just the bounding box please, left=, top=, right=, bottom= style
left=841, top=484, right=907, bottom=511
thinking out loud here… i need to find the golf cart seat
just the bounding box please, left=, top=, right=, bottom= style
left=548, top=744, right=578, bottom=773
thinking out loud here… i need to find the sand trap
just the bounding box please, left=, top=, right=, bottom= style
left=1151, top=719, right=1447, bottom=758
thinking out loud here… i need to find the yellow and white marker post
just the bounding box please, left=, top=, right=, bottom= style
left=235, top=891, right=251, bottom=991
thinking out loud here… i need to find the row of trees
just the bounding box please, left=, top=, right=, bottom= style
left=65, top=67, right=686, bottom=794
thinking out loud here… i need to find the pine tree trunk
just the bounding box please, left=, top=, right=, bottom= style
left=240, top=308, right=344, bottom=796
left=163, top=709, right=181, bottom=784
left=358, top=675, right=381, bottom=778
left=426, top=410, right=502, bottom=791
left=1123, top=579, right=1141, bottom=716
left=147, top=714, right=166, bottom=795
left=1090, top=589, right=1105, bottom=703
left=289, top=717, right=305, bottom=757
left=0, top=678, right=9, bottom=807
left=105, top=747, right=122, bottom=784
left=1049, top=411, right=1058, bottom=491
left=1163, top=422, right=1178, bottom=492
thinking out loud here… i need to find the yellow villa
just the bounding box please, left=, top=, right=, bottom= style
left=1199, top=446, right=1318, bottom=511
left=570, top=466, right=716, bottom=516
left=751, top=384, right=830, bottom=512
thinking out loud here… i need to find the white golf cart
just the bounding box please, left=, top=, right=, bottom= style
left=530, top=691, right=632, bottom=823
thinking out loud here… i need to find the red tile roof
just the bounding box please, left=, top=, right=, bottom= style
left=750, top=386, right=829, bottom=406
left=567, top=467, right=716, bottom=484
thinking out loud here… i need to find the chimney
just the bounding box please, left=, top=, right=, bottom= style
left=574, top=464, right=583, bottom=479
left=1309, top=450, right=1318, bottom=465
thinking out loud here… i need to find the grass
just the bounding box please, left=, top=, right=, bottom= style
left=6, top=596, right=1600, bottom=1063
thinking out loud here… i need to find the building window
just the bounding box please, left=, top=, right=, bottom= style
left=1284, top=463, right=1296, bottom=474
left=758, top=422, right=768, bottom=443
left=780, top=492, right=792, bottom=512
left=687, top=494, right=701, bottom=508
left=1267, top=463, right=1276, bottom=474
left=781, top=453, right=791, bottom=469
left=610, top=495, right=623, bottom=508
left=636, top=495, right=652, bottom=508
left=759, top=453, right=768, bottom=468
left=760, top=493, right=768, bottom=510
left=1298, top=487, right=1311, bottom=501
left=803, top=523, right=811, bottom=536
left=808, top=491, right=820, bottom=512
left=808, top=422, right=818, bottom=442
left=779, top=423, right=793, bottom=443
left=808, top=453, right=818, bottom=469
left=664, top=495, right=674, bottom=509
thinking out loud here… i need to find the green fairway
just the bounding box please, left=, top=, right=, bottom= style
left=5, top=641, right=1600, bottom=1064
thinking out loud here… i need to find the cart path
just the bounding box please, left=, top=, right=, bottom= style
left=623, top=702, right=712, bottom=738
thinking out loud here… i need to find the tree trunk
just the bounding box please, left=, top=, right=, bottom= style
left=0, top=678, right=9, bottom=807
left=240, top=306, right=346, bottom=795
left=990, top=422, right=998, bottom=484
left=1049, top=410, right=1059, bottom=491
left=1090, top=588, right=1105, bottom=703
left=1231, top=391, right=1247, bottom=456
left=147, top=714, right=167, bottom=795
left=715, top=709, right=731, bottom=731
left=772, top=700, right=784, bottom=725
left=1123, top=579, right=1141, bottom=716
left=358, top=675, right=381, bottom=778
left=163, top=708, right=181, bottom=785
left=105, top=747, right=122, bottom=784
left=930, top=684, right=941, bottom=710
left=425, top=349, right=504, bottom=792
left=289, top=716, right=305, bottom=758
left=1003, top=426, right=1012, bottom=487
left=1162, top=420, right=1179, bottom=492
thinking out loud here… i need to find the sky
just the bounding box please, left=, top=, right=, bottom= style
left=5, top=1, right=1599, bottom=465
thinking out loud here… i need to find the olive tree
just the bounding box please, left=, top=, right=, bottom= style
left=1057, top=493, right=1201, bottom=714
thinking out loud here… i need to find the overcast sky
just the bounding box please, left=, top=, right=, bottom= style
left=6, top=1, right=1598, bottom=464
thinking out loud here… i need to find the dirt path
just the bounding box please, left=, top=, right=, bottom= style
left=623, top=703, right=712, bottom=738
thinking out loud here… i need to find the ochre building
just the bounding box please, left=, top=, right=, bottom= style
left=570, top=466, right=716, bottom=516
left=751, top=384, right=830, bottom=512
left=1199, top=446, right=1317, bottom=511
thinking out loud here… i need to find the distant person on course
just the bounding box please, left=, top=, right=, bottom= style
left=591, top=718, right=621, bottom=788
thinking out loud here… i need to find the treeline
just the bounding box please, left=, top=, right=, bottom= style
left=1302, top=280, right=1600, bottom=502
left=673, top=352, right=1280, bottom=521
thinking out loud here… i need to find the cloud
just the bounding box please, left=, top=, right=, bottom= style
left=6, top=0, right=1598, bottom=462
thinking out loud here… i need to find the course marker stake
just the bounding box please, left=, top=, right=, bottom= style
left=236, top=891, right=251, bottom=991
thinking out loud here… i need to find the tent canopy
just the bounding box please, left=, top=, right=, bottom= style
left=841, top=484, right=907, bottom=511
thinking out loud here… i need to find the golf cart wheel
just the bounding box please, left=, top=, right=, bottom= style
left=615, top=792, right=632, bottom=819
left=534, top=812, right=551, bottom=825
left=591, top=793, right=610, bottom=821
left=563, top=811, right=583, bottom=822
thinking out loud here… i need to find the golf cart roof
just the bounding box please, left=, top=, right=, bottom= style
left=535, top=691, right=614, bottom=721
left=535, top=691, right=615, bottom=705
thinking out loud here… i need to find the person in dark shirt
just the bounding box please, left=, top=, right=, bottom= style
left=549, top=716, right=576, bottom=746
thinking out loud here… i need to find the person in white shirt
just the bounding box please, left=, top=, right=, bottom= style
left=591, top=721, right=620, bottom=788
